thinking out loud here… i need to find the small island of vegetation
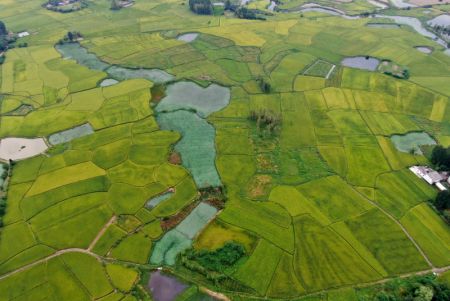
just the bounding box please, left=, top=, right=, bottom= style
left=44, top=0, right=87, bottom=13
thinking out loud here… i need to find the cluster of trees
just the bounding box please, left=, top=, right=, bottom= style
left=367, top=275, right=450, bottom=301
left=433, top=190, right=450, bottom=222
left=431, top=145, right=450, bottom=170
left=0, top=21, right=9, bottom=52
left=432, top=25, right=450, bottom=36
left=234, top=6, right=267, bottom=20
left=178, top=243, right=245, bottom=285
left=0, top=163, right=11, bottom=228
left=189, top=0, right=213, bottom=15
left=257, top=77, right=271, bottom=93
left=58, top=31, right=83, bottom=44
left=249, top=109, right=281, bottom=135
left=45, top=0, right=87, bottom=13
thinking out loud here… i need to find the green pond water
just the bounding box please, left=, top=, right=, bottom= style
left=146, top=191, right=174, bottom=209
left=157, top=110, right=221, bottom=188
left=150, top=202, right=217, bottom=265
left=56, top=43, right=175, bottom=83
left=99, top=78, right=119, bottom=87
left=390, top=132, right=436, bottom=155
left=156, top=81, right=230, bottom=118
left=48, top=123, right=94, bottom=145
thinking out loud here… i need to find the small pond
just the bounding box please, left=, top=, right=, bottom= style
left=177, top=33, right=199, bottom=43
left=366, top=23, right=401, bottom=29
left=48, top=123, right=94, bottom=145
left=146, top=190, right=174, bottom=209
left=148, top=271, right=188, bottom=301
left=99, top=78, right=119, bottom=87
left=427, top=14, right=450, bottom=28
left=341, top=56, right=380, bottom=71
left=0, top=138, right=48, bottom=161
left=390, top=132, right=436, bottom=155
left=415, top=46, right=433, bottom=54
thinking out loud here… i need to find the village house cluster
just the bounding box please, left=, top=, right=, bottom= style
left=409, top=165, right=449, bottom=191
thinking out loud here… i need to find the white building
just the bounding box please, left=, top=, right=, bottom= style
left=409, top=165, right=448, bottom=189
left=17, top=32, right=29, bottom=38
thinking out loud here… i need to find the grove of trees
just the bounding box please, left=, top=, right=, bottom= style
left=189, top=0, right=213, bottom=15
left=431, top=145, right=450, bottom=170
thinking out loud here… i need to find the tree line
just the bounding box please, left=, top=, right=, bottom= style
left=188, top=0, right=271, bottom=20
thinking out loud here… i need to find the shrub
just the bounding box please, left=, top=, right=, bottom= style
left=249, top=109, right=281, bottom=135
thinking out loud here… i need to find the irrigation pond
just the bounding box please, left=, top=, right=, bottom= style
left=390, top=132, right=437, bottom=155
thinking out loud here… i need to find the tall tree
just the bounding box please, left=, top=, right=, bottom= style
left=0, top=21, right=7, bottom=36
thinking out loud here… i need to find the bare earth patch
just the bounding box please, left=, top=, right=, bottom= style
left=0, top=137, right=48, bottom=161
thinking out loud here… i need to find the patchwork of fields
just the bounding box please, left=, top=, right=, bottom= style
left=1, top=0, right=450, bottom=300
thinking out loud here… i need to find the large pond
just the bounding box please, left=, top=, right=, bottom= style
left=157, top=111, right=221, bottom=188
left=150, top=202, right=218, bottom=265
left=156, top=81, right=230, bottom=118
left=48, top=123, right=94, bottom=145
left=56, top=43, right=175, bottom=83
left=0, top=137, right=48, bottom=161
left=390, top=132, right=437, bottom=155
left=156, top=81, right=230, bottom=188
left=148, top=271, right=188, bottom=301
left=341, top=56, right=380, bottom=71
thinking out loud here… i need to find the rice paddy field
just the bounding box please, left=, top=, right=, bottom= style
left=1, top=0, right=450, bottom=300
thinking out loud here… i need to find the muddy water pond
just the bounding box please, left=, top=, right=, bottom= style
left=148, top=271, right=188, bottom=301
left=415, top=46, right=433, bottom=54
left=390, top=132, right=436, bottom=155
left=341, top=56, right=380, bottom=71
left=0, top=137, right=48, bottom=161
left=177, top=33, right=199, bottom=42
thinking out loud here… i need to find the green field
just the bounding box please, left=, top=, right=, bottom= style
left=0, top=0, right=450, bottom=299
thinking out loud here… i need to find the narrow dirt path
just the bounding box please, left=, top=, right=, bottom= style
left=88, top=215, right=116, bottom=251
left=201, top=287, right=231, bottom=301
left=0, top=248, right=102, bottom=281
